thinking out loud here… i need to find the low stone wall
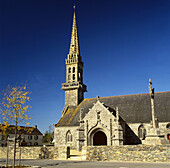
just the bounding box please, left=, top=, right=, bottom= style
left=82, top=145, right=170, bottom=162
left=1, top=145, right=169, bottom=162
left=0, top=146, right=66, bottom=160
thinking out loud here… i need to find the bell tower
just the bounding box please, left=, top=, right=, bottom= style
left=61, top=6, right=87, bottom=109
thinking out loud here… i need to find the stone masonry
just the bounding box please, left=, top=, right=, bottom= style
left=0, top=146, right=67, bottom=160
left=1, top=145, right=170, bottom=162
left=82, top=145, right=170, bottom=162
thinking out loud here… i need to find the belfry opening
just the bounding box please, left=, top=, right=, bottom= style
left=93, top=131, right=107, bottom=146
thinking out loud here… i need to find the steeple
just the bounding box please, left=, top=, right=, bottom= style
left=68, top=7, right=80, bottom=57
left=61, top=7, right=87, bottom=110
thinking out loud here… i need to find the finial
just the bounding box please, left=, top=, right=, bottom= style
left=73, top=5, right=76, bottom=10
left=80, top=108, right=84, bottom=122
left=149, top=78, right=152, bottom=84
left=116, top=106, right=119, bottom=121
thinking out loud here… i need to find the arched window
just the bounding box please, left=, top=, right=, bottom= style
left=138, top=124, right=146, bottom=140
left=68, top=67, right=71, bottom=73
left=73, top=74, right=75, bottom=80
left=28, top=135, right=32, bottom=140
left=68, top=75, right=71, bottom=82
left=66, top=131, right=72, bottom=142
left=166, top=123, right=170, bottom=129
left=73, top=67, right=75, bottom=73
left=34, top=135, right=38, bottom=140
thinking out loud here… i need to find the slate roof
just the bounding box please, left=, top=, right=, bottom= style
left=56, top=91, right=170, bottom=127
left=0, top=125, right=43, bottom=135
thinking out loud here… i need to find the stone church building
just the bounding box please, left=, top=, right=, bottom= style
left=54, top=9, right=170, bottom=151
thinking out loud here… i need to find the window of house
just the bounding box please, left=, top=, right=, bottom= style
left=138, top=125, right=146, bottom=140
left=0, top=135, right=4, bottom=140
left=28, top=142, right=32, bottom=146
left=66, top=131, right=72, bottom=142
left=1, top=144, right=5, bottom=147
left=9, top=135, right=14, bottom=138
left=21, top=140, right=27, bottom=146
left=34, top=142, right=38, bottom=146
left=34, top=135, right=38, bottom=140
left=28, top=135, right=32, bottom=140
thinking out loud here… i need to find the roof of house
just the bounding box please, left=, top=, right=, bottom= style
left=0, top=125, right=43, bottom=135
left=56, top=91, right=170, bottom=127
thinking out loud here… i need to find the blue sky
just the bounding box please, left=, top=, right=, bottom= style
left=0, top=0, right=170, bottom=133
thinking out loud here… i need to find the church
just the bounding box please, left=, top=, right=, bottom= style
left=54, top=8, right=170, bottom=151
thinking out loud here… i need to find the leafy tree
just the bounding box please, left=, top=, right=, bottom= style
left=43, top=126, right=53, bottom=143
left=0, top=85, right=31, bottom=167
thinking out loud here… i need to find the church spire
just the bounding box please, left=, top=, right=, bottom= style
left=68, top=6, right=80, bottom=57
left=62, top=6, right=87, bottom=108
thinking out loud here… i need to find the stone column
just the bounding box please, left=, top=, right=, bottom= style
left=110, top=119, right=112, bottom=146
left=77, top=108, right=85, bottom=151
left=143, top=79, right=168, bottom=145
left=149, top=79, right=157, bottom=128
left=84, top=120, right=88, bottom=146
left=112, top=107, right=123, bottom=146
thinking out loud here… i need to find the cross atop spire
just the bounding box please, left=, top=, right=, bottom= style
left=68, top=7, right=80, bottom=58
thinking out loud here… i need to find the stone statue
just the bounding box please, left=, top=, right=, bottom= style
left=149, top=79, right=154, bottom=99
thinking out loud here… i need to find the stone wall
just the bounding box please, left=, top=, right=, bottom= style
left=1, top=145, right=170, bottom=162
left=65, top=89, right=78, bottom=106
left=0, top=146, right=67, bottom=160
left=54, top=126, right=79, bottom=150
left=82, top=145, right=170, bottom=162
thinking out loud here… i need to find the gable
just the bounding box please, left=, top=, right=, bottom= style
left=83, top=100, right=115, bottom=122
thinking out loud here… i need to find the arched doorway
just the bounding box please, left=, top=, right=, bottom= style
left=66, top=146, right=70, bottom=159
left=93, top=131, right=107, bottom=146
